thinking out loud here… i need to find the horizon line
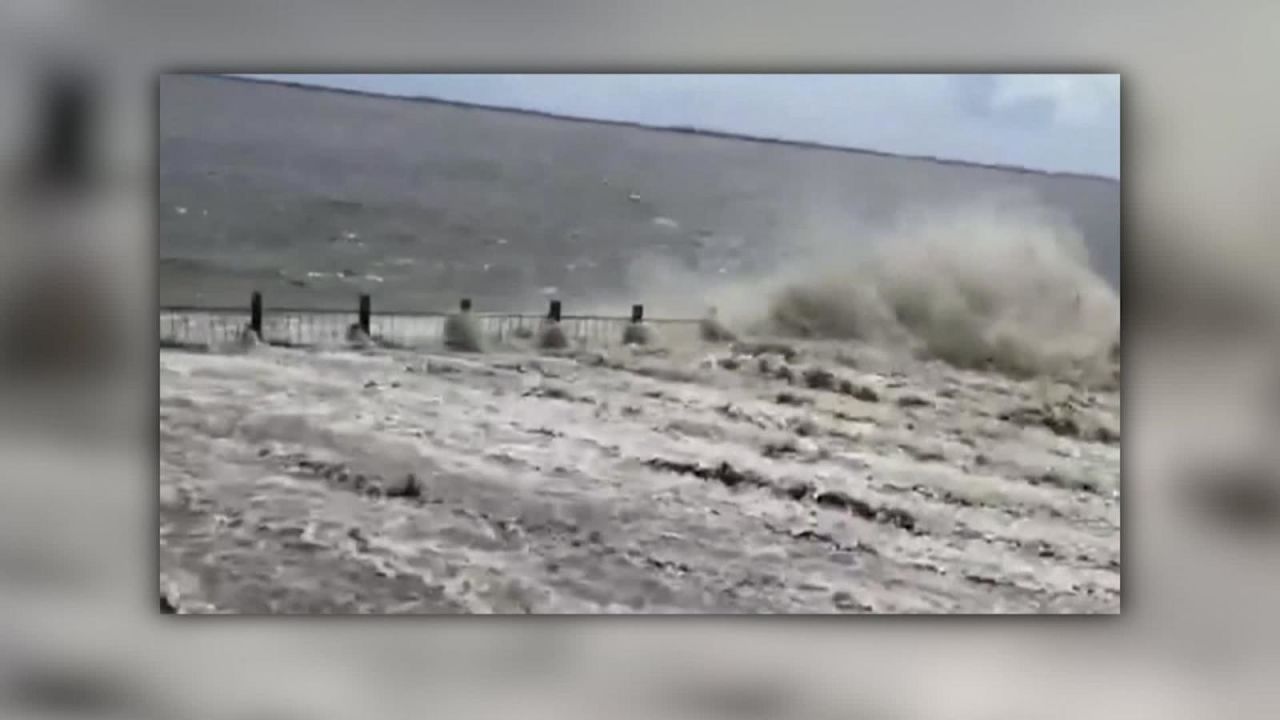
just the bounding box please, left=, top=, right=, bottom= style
left=190, top=73, right=1119, bottom=184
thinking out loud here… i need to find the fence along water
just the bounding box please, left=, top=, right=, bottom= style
left=159, top=292, right=700, bottom=350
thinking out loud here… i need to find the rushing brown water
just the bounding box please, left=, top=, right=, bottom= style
left=160, top=334, right=1119, bottom=613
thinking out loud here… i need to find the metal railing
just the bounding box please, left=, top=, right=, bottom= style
left=159, top=293, right=702, bottom=350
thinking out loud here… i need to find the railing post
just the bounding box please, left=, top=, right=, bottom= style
left=548, top=299, right=562, bottom=322
left=631, top=304, right=644, bottom=323
left=250, top=291, right=263, bottom=337
left=358, top=293, right=371, bottom=334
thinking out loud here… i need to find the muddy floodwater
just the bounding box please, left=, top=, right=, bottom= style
left=159, top=336, right=1120, bottom=614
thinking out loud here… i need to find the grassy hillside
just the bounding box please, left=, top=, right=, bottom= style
left=159, top=74, right=1120, bottom=312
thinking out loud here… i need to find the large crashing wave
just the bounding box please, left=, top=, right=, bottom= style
left=612, top=196, right=1120, bottom=384
left=756, top=200, right=1120, bottom=382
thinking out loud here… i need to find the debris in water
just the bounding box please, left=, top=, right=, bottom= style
left=847, top=384, right=880, bottom=403
left=776, top=391, right=811, bottom=406
left=897, top=394, right=932, bottom=408
left=803, top=367, right=836, bottom=391
left=732, top=341, right=799, bottom=362
left=387, top=473, right=423, bottom=499
left=832, top=590, right=870, bottom=612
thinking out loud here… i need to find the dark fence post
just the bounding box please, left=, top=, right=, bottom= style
left=631, top=304, right=644, bottom=323
left=460, top=298, right=472, bottom=312
left=250, top=291, right=263, bottom=337
left=358, top=293, right=371, bottom=334
left=548, top=299, right=562, bottom=322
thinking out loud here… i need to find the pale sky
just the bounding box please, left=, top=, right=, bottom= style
left=240, top=74, right=1120, bottom=178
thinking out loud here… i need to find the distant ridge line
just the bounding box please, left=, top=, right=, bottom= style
left=193, top=74, right=1118, bottom=184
